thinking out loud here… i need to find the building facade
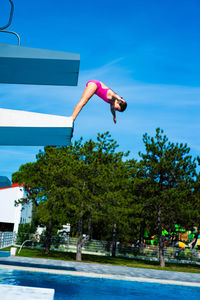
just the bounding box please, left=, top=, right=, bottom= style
left=0, top=177, right=32, bottom=233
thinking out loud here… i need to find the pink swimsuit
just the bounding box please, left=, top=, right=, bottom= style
left=86, top=80, right=111, bottom=103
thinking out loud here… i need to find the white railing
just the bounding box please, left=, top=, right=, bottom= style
left=0, top=232, right=15, bottom=249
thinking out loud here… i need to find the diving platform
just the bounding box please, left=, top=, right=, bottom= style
left=0, top=108, right=73, bottom=146
left=0, top=44, right=80, bottom=86
left=0, top=284, right=54, bottom=300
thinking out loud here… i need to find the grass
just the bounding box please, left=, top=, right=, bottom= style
left=0, top=247, right=11, bottom=251
left=2, top=246, right=200, bottom=274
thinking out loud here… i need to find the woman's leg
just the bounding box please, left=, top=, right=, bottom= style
left=71, top=82, right=97, bottom=121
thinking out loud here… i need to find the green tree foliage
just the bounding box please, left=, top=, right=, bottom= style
left=136, top=128, right=197, bottom=267
left=12, top=132, right=129, bottom=260
left=192, top=157, right=200, bottom=230
left=13, top=148, right=72, bottom=254
left=12, top=129, right=200, bottom=265
left=16, top=222, right=37, bottom=245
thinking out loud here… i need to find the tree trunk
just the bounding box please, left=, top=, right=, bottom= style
left=76, top=183, right=86, bottom=262
left=191, top=230, right=199, bottom=249
left=158, top=205, right=165, bottom=267
left=166, top=228, right=172, bottom=247
left=76, top=212, right=92, bottom=261
left=45, top=219, right=52, bottom=254
left=139, top=219, right=145, bottom=254
left=112, top=223, right=117, bottom=257
left=76, top=213, right=83, bottom=261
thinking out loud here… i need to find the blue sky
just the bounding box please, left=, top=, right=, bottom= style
left=0, top=0, right=200, bottom=180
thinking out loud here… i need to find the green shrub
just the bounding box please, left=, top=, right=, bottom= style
left=16, top=223, right=36, bottom=244
left=165, top=247, right=174, bottom=258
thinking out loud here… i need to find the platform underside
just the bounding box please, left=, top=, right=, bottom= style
left=0, top=44, right=80, bottom=86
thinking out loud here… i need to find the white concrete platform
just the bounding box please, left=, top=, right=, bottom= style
left=0, top=108, right=73, bottom=146
left=0, top=43, right=80, bottom=86
left=0, top=284, right=54, bottom=300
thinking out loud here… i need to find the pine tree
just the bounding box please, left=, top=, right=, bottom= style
left=136, top=128, right=197, bottom=267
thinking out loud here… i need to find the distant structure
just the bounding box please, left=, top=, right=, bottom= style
left=0, top=177, right=32, bottom=233
left=0, top=176, right=11, bottom=188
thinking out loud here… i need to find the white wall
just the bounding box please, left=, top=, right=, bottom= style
left=20, top=201, right=33, bottom=224
left=0, top=187, right=32, bottom=233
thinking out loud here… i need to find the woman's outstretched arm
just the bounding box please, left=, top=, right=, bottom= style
left=71, top=82, right=97, bottom=121
left=110, top=105, right=116, bottom=123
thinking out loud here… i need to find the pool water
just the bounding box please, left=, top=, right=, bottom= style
left=0, top=268, right=200, bottom=300
left=0, top=250, right=10, bottom=257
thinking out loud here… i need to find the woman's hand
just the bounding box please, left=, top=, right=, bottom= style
left=110, top=105, right=117, bottom=124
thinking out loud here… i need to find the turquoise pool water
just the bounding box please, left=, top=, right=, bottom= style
left=0, top=251, right=10, bottom=257
left=0, top=268, right=200, bottom=299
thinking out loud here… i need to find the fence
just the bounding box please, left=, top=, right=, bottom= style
left=14, top=232, right=200, bottom=262
left=0, top=232, right=15, bottom=249
left=67, top=237, right=110, bottom=254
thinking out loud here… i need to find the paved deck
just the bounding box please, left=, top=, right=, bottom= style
left=0, top=256, right=200, bottom=286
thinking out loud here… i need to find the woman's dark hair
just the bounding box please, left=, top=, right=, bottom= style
left=118, top=99, right=127, bottom=112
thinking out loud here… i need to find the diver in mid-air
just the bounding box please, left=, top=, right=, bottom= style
left=72, top=80, right=127, bottom=123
